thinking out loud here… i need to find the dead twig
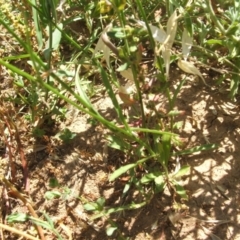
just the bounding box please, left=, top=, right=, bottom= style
left=0, top=177, right=46, bottom=240
left=14, top=126, right=29, bottom=192
left=1, top=110, right=29, bottom=192
left=0, top=222, right=39, bottom=240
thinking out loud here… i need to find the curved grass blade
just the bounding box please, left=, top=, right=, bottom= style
left=175, top=144, right=218, bottom=156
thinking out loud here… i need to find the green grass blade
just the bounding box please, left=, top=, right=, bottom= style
left=175, top=144, right=218, bottom=156
left=96, top=60, right=129, bottom=128
left=31, top=0, right=43, bottom=49
left=109, top=155, right=157, bottom=181
left=91, top=200, right=147, bottom=220
left=172, top=165, right=190, bottom=178
left=50, top=23, right=63, bottom=50
left=75, top=65, right=98, bottom=114
left=109, top=163, right=136, bottom=181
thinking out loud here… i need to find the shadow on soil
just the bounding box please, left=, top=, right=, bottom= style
left=27, top=77, right=240, bottom=240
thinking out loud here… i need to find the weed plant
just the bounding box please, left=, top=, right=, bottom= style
left=0, top=0, right=236, bottom=239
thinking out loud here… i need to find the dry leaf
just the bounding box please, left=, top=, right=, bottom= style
left=161, top=10, right=178, bottom=78
left=149, top=25, right=167, bottom=43
left=166, top=10, right=178, bottom=47
left=93, top=23, right=112, bottom=66
left=136, top=20, right=167, bottom=43
left=118, top=83, right=136, bottom=106
left=178, top=59, right=209, bottom=86
left=162, top=45, right=171, bottom=78
left=182, top=29, right=192, bottom=60
left=120, top=69, right=134, bottom=83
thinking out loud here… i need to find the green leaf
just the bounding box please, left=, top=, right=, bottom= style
left=96, top=197, right=105, bottom=209
left=107, top=135, right=131, bottom=151
left=49, top=178, right=59, bottom=187
left=52, top=23, right=63, bottom=50
left=173, top=121, right=183, bottom=130
left=226, top=25, right=239, bottom=36
left=14, top=77, right=24, bottom=87
left=109, top=163, right=136, bottom=181
left=58, top=128, right=76, bottom=143
left=28, top=216, right=53, bottom=230
left=184, top=12, right=193, bottom=37
left=110, top=155, right=156, bottom=183
left=154, top=175, right=165, bottom=193
left=30, top=214, right=64, bottom=240
left=161, top=134, right=171, bottom=165
left=175, top=144, right=218, bottom=155
left=141, top=173, right=157, bottom=184
left=116, top=62, right=128, bottom=71
left=44, top=23, right=63, bottom=51
left=172, top=165, right=190, bottom=179
left=84, top=202, right=98, bottom=211
left=173, top=180, right=188, bottom=200
left=75, top=65, right=93, bottom=108
left=167, top=110, right=183, bottom=116
left=206, top=39, right=223, bottom=45
left=96, top=61, right=126, bottom=124
left=154, top=175, right=164, bottom=185
left=44, top=190, right=61, bottom=200
left=91, top=200, right=147, bottom=220
left=129, top=45, right=137, bottom=52
left=42, top=212, right=54, bottom=229
left=123, top=182, right=131, bottom=195
left=229, top=75, right=239, bottom=99
left=114, top=30, right=126, bottom=38
left=7, top=213, right=29, bottom=223
left=31, top=0, right=43, bottom=49
left=114, top=0, right=126, bottom=10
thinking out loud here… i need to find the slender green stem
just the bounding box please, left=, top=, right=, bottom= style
left=2, top=54, right=30, bottom=61
left=205, top=0, right=225, bottom=35
left=135, top=0, right=164, bottom=77
left=0, top=59, right=36, bottom=82
left=166, top=88, right=174, bottom=132
left=45, top=18, right=53, bottom=101
left=129, top=127, right=177, bottom=136
left=114, top=6, right=146, bottom=128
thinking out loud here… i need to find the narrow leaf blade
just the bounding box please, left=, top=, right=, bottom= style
left=173, top=180, right=188, bottom=200
left=173, top=165, right=190, bottom=178
left=109, top=163, right=136, bottom=181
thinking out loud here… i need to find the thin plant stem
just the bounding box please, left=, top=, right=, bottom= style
left=45, top=19, right=53, bottom=101
left=134, top=0, right=165, bottom=77
left=0, top=222, right=39, bottom=240
left=205, top=0, right=225, bottom=35
left=1, top=177, right=46, bottom=240
left=115, top=8, right=146, bottom=128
